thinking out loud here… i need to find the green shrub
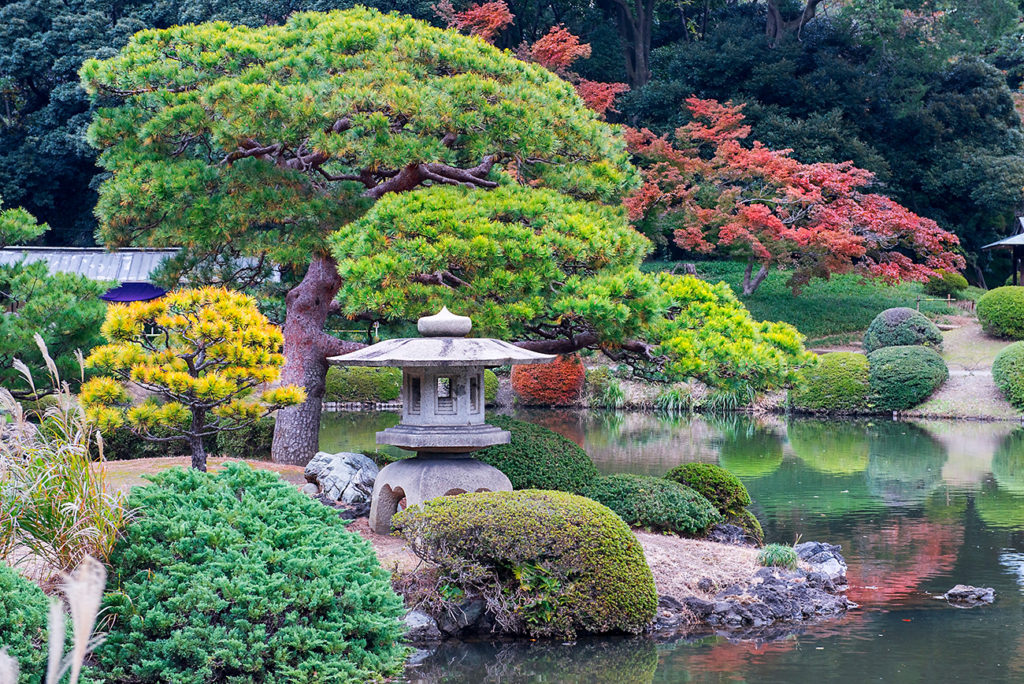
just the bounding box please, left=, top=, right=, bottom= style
left=993, top=342, right=1024, bottom=409
left=324, top=366, right=401, bottom=402
left=867, top=345, right=948, bottom=410
left=484, top=369, right=499, bottom=405
left=862, top=307, right=943, bottom=353
left=89, top=464, right=406, bottom=683
left=757, top=544, right=798, bottom=570
left=654, top=385, right=693, bottom=413
left=727, top=508, right=764, bottom=545
left=664, top=463, right=751, bottom=517
left=477, top=415, right=598, bottom=492
left=789, top=352, right=870, bottom=412
left=393, top=490, right=657, bottom=637
left=978, top=287, right=1024, bottom=339
left=586, top=367, right=626, bottom=408
left=0, top=564, right=50, bottom=683
left=214, top=417, right=274, bottom=459
left=582, top=474, right=722, bottom=535
left=97, top=424, right=190, bottom=460
left=923, top=270, right=969, bottom=297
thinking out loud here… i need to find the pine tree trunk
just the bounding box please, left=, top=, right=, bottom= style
left=190, top=410, right=207, bottom=472
left=272, top=254, right=354, bottom=465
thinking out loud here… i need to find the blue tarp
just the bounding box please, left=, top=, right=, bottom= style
left=99, top=282, right=166, bottom=302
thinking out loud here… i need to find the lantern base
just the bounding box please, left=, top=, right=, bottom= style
left=368, top=456, right=512, bottom=534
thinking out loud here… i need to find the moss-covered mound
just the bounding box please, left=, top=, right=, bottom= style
left=862, top=307, right=943, bottom=353
left=994, top=342, right=1024, bottom=409
left=868, top=345, right=948, bottom=410
left=393, top=490, right=657, bottom=638
left=325, top=366, right=401, bottom=402
left=477, top=415, right=598, bottom=492
left=582, top=474, right=722, bottom=535
left=978, top=287, right=1024, bottom=339
left=789, top=352, right=871, bottom=413
left=664, top=462, right=751, bottom=517
left=90, top=464, right=406, bottom=683
left=0, top=564, right=51, bottom=683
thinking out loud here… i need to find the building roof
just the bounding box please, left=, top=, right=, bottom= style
left=982, top=218, right=1024, bottom=250
left=0, top=247, right=177, bottom=282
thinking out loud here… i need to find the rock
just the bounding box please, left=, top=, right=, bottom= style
left=795, top=541, right=848, bottom=582
left=697, top=577, right=717, bottom=593
left=337, top=501, right=371, bottom=520
left=939, top=585, right=995, bottom=606
left=436, top=599, right=488, bottom=636
left=304, top=451, right=378, bottom=504
left=404, top=610, right=442, bottom=643
left=706, top=523, right=759, bottom=547
left=300, top=483, right=320, bottom=497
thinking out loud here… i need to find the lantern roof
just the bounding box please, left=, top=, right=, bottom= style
left=328, top=307, right=556, bottom=368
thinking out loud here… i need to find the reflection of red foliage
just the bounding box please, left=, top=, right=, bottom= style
left=625, top=98, right=964, bottom=292
left=845, top=517, right=962, bottom=605
left=511, top=354, right=585, bottom=406
left=527, top=410, right=586, bottom=446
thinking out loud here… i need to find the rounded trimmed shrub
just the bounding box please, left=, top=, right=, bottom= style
left=789, top=352, right=870, bottom=412
left=923, top=270, right=969, bottom=297
left=0, top=564, right=51, bottom=683
left=978, top=286, right=1024, bottom=339
left=89, top=464, right=406, bottom=683
left=993, top=341, right=1024, bottom=409
left=511, top=354, right=585, bottom=406
left=214, top=416, right=274, bottom=459
left=728, top=508, right=765, bottom=545
left=664, top=462, right=751, bottom=517
left=483, top=368, right=499, bottom=405
left=324, top=366, right=401, bottom=402
left=393, top=490, right=657, bottom=637
left=862, top=307, right=943, bottom=353
left=757, top=544, right=798, bottom=570
left=867, top=345, right=948, bottom=410
left=476, top=415, right=598, bottom=492
left=582, top=474, right=722, bottom=535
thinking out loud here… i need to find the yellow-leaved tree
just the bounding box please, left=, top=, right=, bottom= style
left=80, top=287, right=305, bottom=471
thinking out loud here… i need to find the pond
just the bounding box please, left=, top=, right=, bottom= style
left=319, top=410, right=1024, bottom=683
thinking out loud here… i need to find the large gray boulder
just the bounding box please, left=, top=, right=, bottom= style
left=304, top=451, right=379, bottom=503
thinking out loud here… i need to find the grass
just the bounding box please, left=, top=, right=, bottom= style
left=643, top=260, right=960, bottom=341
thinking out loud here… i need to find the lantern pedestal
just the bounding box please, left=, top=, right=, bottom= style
left=368, top=456, right=512, bottom=534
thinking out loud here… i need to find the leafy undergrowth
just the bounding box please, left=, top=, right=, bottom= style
left=642, top=261, right=959, bottom=341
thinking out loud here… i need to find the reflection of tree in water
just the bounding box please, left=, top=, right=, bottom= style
left=991, top=428, right=1024, bottom=496
left=407, top=637, right=657, bottom=684
left=976, top=478, right=1024, bottom=530
left=865, top=422, right=947, bottom=507
left=715, top=416, right=786, bottom=479
left=788, top=419, right=870, bottom=475
left=318, top=411, right=403, bottom=459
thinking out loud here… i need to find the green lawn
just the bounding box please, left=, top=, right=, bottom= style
left=642, top=260, right=961, bottom=341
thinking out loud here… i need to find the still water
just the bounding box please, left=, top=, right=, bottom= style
left=320, top=410, right=1024, bottom=683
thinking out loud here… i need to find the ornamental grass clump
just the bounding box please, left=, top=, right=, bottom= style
left=476, top=415, right=598, bottom=492
left=393, top=490, right=657, bottom=638
left=582, top=474, right=722, bottom=535
left=88, top=463, right=406, bottom=683
left=757, top=544, right=799, bottom=570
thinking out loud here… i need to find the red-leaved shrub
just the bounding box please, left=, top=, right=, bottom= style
left=511, top=354, right=585, bottom=406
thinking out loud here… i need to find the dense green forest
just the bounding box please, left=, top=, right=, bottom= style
left=3, top=0, right=1024, bottom=282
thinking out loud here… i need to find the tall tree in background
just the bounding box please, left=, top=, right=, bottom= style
left=80, top=8, right=636, bottom=463
left=626, top=98, right=964, bottom=294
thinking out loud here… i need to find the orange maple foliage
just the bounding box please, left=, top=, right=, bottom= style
left=511, top=354, right=585, bottom=406
left=626, top=97, right=965, bottom=292
left=529, top=25, right=592, bottom=71
left=434, top=0, right=514, bottom=41
left=575, top=79, right=631, bottom=115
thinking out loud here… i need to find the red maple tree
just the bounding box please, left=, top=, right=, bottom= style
left=625, top=98, right=965, bottom=294
left=436, top=1, right=629, bottom=117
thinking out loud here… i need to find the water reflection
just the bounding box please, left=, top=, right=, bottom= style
left=316, top=411, right=1024, bottom=683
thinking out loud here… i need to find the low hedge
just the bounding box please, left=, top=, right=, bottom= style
left=483, top=369, right=499, bottom=405
left=789, top=352, right=871, bottom=413
left=214, top=417, right=275, bottom=459
left=664, top=463, right=751, bottom=517
left=867, top=345, right=948, bottom=410
left=476, top=415, right=598, bottom=493
left=582, top=474, right=722, bottom=535
left=96, top=424, right=190, bottom=460
left=325, top=366, right=401, bottom=403
left=923, top=270, right=968, bottom=297
left=993, top=342, right=1024, bottom=409
left=510, top=354, right=585, bottom=406
left=393, top=490, right=658, bottom=638
left=861, top=307, right=943, bottom=353
left=0, top=564, right=51, bottom=683
left=978, top=287, right=1024, bottom=339
left=88, top=464, right=406, bottom=683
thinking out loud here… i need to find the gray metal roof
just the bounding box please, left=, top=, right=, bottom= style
left=0, top=247, right=177, bottom=282
left=983, top=218, right=1024, bottom=250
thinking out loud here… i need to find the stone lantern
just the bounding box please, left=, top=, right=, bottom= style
left=328, top=307, right=554, bottom=533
